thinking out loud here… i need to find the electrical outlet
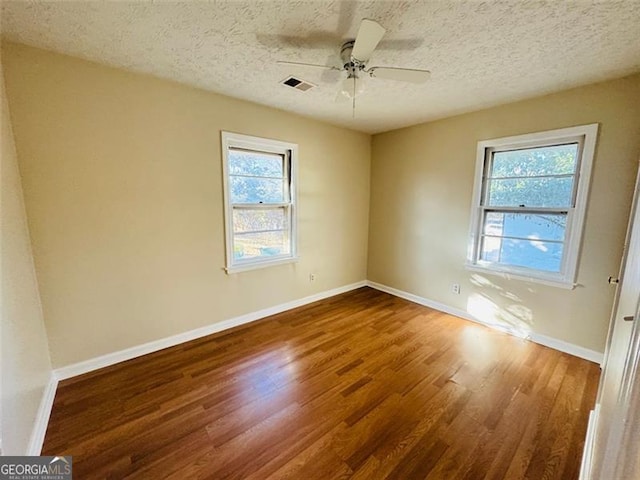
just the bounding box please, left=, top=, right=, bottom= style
left=309, top=273, right=317, bottom=282
left=452, top=283, right=460, bottom=294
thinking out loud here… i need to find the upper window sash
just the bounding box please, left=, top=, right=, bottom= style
left=480, top=139, right=584, bottom=210
left=227, top=147, right=292, bottom=206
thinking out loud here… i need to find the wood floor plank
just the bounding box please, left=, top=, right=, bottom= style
left=425, top=412, right=489, bottom=479
left=42, top=287, right=600, bottom=479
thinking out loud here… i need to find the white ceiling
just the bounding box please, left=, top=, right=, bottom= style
left=2, top=1, right=640, bottom=134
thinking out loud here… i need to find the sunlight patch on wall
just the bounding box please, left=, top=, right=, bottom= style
left=466, top=293, right=533, bottom=339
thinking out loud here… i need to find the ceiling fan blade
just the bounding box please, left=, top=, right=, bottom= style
left=351, top=19, right=386, bottom=63
left=368, top=67, right=431, bottom=83
left=277, top=60, right=341, bottom=71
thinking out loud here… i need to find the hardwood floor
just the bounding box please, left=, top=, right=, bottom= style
left=43, top=287, right=600, bottom=479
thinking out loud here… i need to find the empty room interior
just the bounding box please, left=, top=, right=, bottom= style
left=2, top=1, right=640, bottom=479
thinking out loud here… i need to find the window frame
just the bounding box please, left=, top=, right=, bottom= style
left=466, top=124, right=599, bottom=289
left=221, top=131, right=298, bottom=273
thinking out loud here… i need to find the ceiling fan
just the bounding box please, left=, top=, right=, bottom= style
left=277, top=19, right=431, bottom=115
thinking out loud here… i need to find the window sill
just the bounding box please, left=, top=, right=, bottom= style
left=464, top=263, right=577, bottom=290
left=224, top=256, right=299, bottom=274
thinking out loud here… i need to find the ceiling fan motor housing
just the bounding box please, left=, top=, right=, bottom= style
left=340, top=40, right=364, bottom=77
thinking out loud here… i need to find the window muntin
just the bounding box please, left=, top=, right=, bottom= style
left=467, top=124, right=598, bottom=287
left=221, top=133, right=297, bottom=272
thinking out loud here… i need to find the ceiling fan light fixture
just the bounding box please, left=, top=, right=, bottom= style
left=340, top=74, right=366, bottom=99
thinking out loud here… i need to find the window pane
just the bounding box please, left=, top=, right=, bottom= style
left=491, top=144, right=578, bottom=178
left=484, top=212, right=566, bottom=241
left=486, top=176, right=574, bottom=207
left=233, top=208, right=287, bottom=234
left=230, top=176, right=285, bottom=203
left=234, top=230, right=290, bottom=260
left=229, top=149, right=284, bottom=178
left=480, top=236, right=563, bottom=272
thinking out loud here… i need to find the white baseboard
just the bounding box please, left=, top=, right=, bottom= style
left=55, top=280, right=367, bottom=380
left=366, top=280, right=479, bottom=324
left=529, top=332, right=603, bottom=364
left=27, top=373, right=58, bottom=455
left=366, top=280, right=604, bottom=364
left=580, top=403, right=600, bottom=480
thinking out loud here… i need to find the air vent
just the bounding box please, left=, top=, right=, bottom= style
left=281, top=76, right=316, bottom=92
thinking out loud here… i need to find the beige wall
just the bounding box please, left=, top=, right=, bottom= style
left=369, top=74, right=640, bottom=353
left=2, top=42, right=371, bottom=368
left=1, top=60, right=52, bottom=454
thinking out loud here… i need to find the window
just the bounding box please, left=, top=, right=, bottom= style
left=467, top=124, right=598, bottom=288
left=221, top=132, right=297, bottom=273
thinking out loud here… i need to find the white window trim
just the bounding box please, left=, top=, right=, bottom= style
left=221, top=131, right=298, bottom=274
left=466, top=123, right=599, bottom=289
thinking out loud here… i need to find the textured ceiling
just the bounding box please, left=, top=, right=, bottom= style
left=2, top=1, right=640, bottom=134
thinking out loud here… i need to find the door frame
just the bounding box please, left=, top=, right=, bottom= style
left=583, top=161, right=640, bottom=479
